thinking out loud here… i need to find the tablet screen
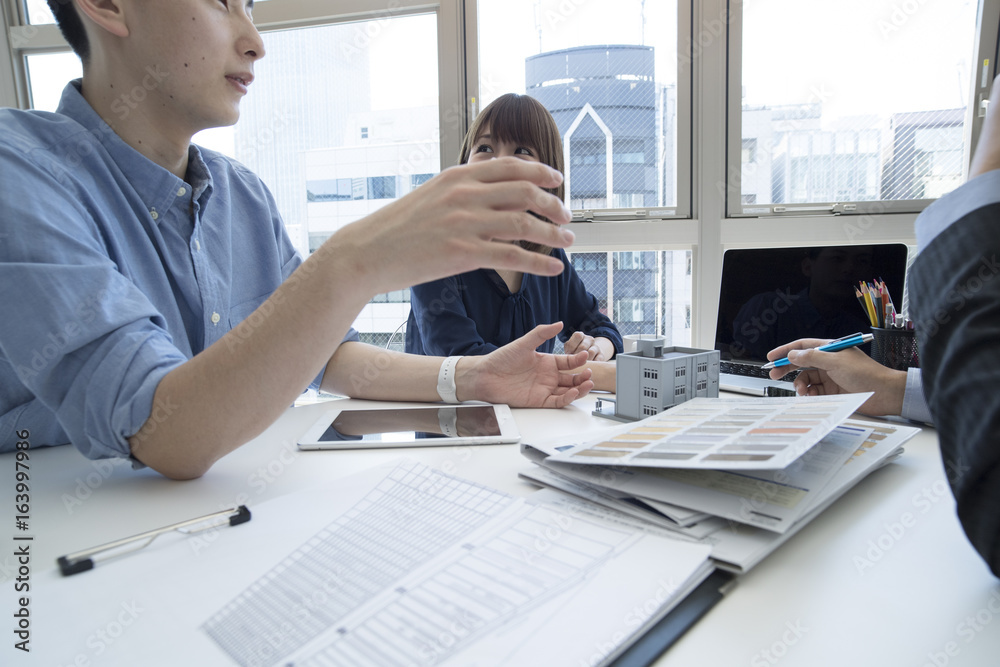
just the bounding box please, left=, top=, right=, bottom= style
left=317, top=406, right=501, bottom=444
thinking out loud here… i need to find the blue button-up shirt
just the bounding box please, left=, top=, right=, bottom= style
left=0, top=81, right=348, bottom=460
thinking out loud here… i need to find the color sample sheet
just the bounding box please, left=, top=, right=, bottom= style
left=548, top=394, right=871, bottom=470
left=524, top=418, right=920, bottom=572
left=546, top=424, right=871, bottom=533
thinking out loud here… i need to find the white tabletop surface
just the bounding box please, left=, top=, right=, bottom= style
left=2, top=392, right=998, bottom=666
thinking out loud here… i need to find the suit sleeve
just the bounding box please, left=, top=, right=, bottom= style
left=909, top=202, right=1000, bottom=577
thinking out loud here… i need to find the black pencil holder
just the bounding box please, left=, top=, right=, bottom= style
left=870, top=327, right=919, bottom=370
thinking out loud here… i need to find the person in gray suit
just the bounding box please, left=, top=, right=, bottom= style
left=907, top=74, right=1000, bottom=578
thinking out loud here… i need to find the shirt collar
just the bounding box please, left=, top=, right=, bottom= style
left=56, top=80, right=213, bottom=224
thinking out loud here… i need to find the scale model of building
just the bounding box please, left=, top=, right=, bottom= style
left=607, top=337, right=720, bottom=421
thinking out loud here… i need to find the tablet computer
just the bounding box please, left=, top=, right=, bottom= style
left=297, top=403, right=520, bottom=450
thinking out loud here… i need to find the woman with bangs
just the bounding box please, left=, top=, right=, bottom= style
left=405, top=94, right=622, bottom=388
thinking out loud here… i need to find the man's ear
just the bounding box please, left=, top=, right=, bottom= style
left=74, top=0, right=129, bottom=39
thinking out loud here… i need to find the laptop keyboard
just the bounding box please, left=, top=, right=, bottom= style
left=720, top=361, right=798, bottom=382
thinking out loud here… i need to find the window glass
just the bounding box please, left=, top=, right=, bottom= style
left=478, top=1, right=690, bottom=347
left=24, top=0, right=272, bottom=24
left=189, top=13, right=439, bottom=348
left=25, top=52, right=82, bottom=112
left=552, top=250, right=692, bottom=352
left=740, top=0, right=977, bottom=209
left=25, top=0, right=55, bottom=24
left=477, top=0, right=679, bottom=210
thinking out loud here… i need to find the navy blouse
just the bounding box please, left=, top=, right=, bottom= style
left=405, top=248, right=623, bottom=357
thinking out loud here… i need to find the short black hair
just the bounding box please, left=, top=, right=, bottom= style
left=48, top=0, right=89, bottom=63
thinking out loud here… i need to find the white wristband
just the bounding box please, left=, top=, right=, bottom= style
left=436, top=356, right=461, bottom=404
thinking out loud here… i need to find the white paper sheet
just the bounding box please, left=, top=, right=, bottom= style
left=547, top=425, right=870, bottom=534
left=523, top=420, right=920, bottom=573
left=31, top=460, right=713, bottom=667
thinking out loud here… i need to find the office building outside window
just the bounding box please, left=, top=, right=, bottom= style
left=736, top=0, right=976, bottom=215
left=477, top=0, right=692, bottom=346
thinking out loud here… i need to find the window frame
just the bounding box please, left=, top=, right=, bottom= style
left=2, top=0, right=993, bottom=350
left=2, top=0, right=469, bottom=170
left=463, top=0, right=693, bottom=225
left=725, top=0, right=983, bottom=220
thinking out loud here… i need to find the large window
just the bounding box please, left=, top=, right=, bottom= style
left=4, top=0, right=996, bottom=351
left=475, top=0, right=692, bottom=345
left=734, top=0, right=978, bottom=216
left=25, top=51, right=80, bottom=112
left=475, top=0, right=684, bottom=215
left=210, top=13, right=441, bottom=344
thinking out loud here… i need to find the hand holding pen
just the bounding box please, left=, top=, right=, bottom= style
left=762, top=332, right=874, bottom=370
left=764, top=334, right=906, bottom=417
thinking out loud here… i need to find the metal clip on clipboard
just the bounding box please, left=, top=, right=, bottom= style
left=56, top=505, right=251, bottom=576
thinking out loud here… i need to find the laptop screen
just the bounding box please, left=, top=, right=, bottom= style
left=714, top=244, right=909, bottom=362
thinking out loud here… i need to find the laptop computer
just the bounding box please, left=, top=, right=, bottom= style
left=713, top=244, right=908, bottom=395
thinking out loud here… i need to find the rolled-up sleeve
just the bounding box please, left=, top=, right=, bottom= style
left=0, top=159, right=187, bottom=458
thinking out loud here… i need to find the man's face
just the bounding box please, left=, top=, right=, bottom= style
left=121, top=0, right=264, bottom=133
left=802, top=246, right=875, bottom=302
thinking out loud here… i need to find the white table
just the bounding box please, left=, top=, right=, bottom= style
left=3, top=393, right=998, bottom=666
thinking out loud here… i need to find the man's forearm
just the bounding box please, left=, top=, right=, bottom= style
left=321, top=342, right=446, bottom=402
left=128, top=242, right=373, bottom=479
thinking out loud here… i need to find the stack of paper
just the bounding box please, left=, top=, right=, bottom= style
left=520, top=394, right=920, bottom=573
left=33, top=460, right=714, bottom=667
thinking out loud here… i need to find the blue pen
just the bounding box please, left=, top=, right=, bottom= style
left=761, top=332, right=875, bottom=370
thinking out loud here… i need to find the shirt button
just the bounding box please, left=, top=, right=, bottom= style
left=194, top=239, right=201, bottom=251
left=177, top=187, right=187, bottom=197
left=211, top=312, right=221, bottom=325
left=150, top=209, right=158, bottom=220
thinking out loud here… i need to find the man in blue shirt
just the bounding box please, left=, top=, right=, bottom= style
left=0, top=0, right=594, bottom=479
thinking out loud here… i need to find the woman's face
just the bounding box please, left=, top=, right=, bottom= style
left=467, top=125, right=541, bottom=164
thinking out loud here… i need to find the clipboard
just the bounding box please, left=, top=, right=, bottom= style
left=57, top=505, right=251, bottom=576
left=610, top=569, right=736, bottom=666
